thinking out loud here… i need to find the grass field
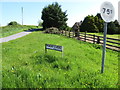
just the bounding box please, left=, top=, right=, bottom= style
left=1, top=31, right=118, bottom=88
left=0, top=25, right=40, bottom=38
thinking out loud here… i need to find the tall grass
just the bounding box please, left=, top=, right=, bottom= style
left=1, top=31, right=118, bottom=88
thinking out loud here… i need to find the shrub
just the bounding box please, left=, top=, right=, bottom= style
left=8, top=21, right=20, bottom=26
left=44, top=27, right=60, bottom=34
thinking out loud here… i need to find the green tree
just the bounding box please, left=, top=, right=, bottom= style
left=80, top=15, right=99, bottom=32
left=107, top=22, right=116, bottom=34
left=96, top=13, right=103, bottom=20
left=95, top=14, right=104, bottom=32
left=41, top=2, right=68, bottom=30
left=113, top=20, right=120, bottom=34
left=114, top=20, right=119, bottom=27
left=8, top=21, right=20, bottom=26
left=107, top=20, right=120, bottom=34
left=38, top=20, right=43, bottom=27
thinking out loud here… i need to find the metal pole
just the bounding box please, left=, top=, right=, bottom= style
left=21, top=7, right=23, bottom=25
left=101, top=22, right=107, bottom=73
left=62, top=46, right=64, bottom=57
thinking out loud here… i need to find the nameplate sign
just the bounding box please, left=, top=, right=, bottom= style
left=45, top=44, right=63, bottom=52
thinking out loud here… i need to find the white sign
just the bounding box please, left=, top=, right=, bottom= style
left=100, top=1, right=115, bottom=22
left=118, top=1, right=120, bottom=24
left=45, top=44, right=63, bottom=52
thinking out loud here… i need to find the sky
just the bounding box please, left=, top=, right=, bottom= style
left=0, top=0, right=119, bottom=27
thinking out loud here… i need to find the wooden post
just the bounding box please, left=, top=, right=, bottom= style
left=85, top=32, right=86, bottom=41
left=72, top=31, right=74, bottom=38
left=62, top=46, right=64, bottom=57
left=65, top=31, right=66, bottom=36
left=45, top=44, right=47, bottom=53
left=62, top=30, right=63, bottom=34
left=69, top=31, right=70, bottom=38
left=79, top=33, right=81, bottom=40
left=77, top=32, right=79, bottom=40
left=93, top=35, right=95, bottom=44
left=97, top=36, right=100, bottom=44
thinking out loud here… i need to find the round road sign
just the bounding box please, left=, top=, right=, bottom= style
left=100, top=1, right=115, bottom=22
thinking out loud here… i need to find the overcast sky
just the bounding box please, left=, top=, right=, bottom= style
left=0, top=0, right=119, bottom=26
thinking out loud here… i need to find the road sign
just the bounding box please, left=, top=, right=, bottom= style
left=100, top=1, right=115, bottom=22
left=45, top=44, right=64, bottom=57
left=100, top=1, right=115, bottom=73
left=118, top=1, right=120, bottom=24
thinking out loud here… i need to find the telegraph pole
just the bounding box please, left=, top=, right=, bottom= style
left=21, top=7, right=23, bottom=25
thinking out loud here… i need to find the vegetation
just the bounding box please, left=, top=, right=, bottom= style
left=80, top=15, right=99, bottom=33
left=38, top=20, right=43, bottom=27
left=107, top=20, right=120, bottom=34
left=2, top=31, right=118, bottom=88
left=80, top=13, right=120, bottom=34
left=41, top=2, right=68, bottom=30
left=7, top=21, right=21, bottom=26
left=44, top=27, right=60, bottom=34
left=0, top=25, right=39, bottom=37
left=1, top=2, right=119, bottom=88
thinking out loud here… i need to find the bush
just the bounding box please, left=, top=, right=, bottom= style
left=8, top=21, right=20, bottom=26
left=44, top=27, right=60, bottom=34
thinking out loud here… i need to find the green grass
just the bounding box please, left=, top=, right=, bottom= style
left=1, top=31, right=118, bottom=88
left=0, top=25, right=41, bottom=38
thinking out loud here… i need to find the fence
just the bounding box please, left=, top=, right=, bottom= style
left=60, top=30, right=120, bottom=51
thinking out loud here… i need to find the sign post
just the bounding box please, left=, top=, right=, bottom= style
left=100, top=1, right=115, bottom=73
left=101, top=22, right=107, bottom=73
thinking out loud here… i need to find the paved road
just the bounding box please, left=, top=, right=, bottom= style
left=0, top=29, right=40, bottom=43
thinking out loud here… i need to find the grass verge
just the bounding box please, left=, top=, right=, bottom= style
left=0, top=25, right=41, bottom=38
left=1, top=31, right=118, bottom=88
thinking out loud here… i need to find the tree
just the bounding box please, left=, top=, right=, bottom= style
left=107, top=22, right=116, bottom=34
left=41, top=2, right=68, bottom=30
left=8, top=21, right=20, bottom=26
left=38, top=20, right=43, bottom=27
left=80, top=15, right=99, bottom=32
left=96, top=13, right=103, bottom=20
left=113, top=20, right=120, bottom=34
left=94, top=15, right=104, bottom=32
left=107, top=20, right=120, bottom=34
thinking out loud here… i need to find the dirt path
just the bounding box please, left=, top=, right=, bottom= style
left=0, top=29, right=39, bottom=43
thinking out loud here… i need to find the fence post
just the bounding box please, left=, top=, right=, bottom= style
left=65, top=30, right=66, bottom=36
left=45, top=44, right=47, bottom=53
left=97, top=36, right=100, bottom=44
left=77, top=32, right=80, bottom=40
left=69, top=31, right=70, bottom=38
left=72, top=31, right=74, bottom=38
left=62, top=30, right=63, bottom=34
left=93, top=35, right=95, bottom=44
left=79, top=32, right=81, bottom=40
left=85, top=32, right=86, bottom=41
